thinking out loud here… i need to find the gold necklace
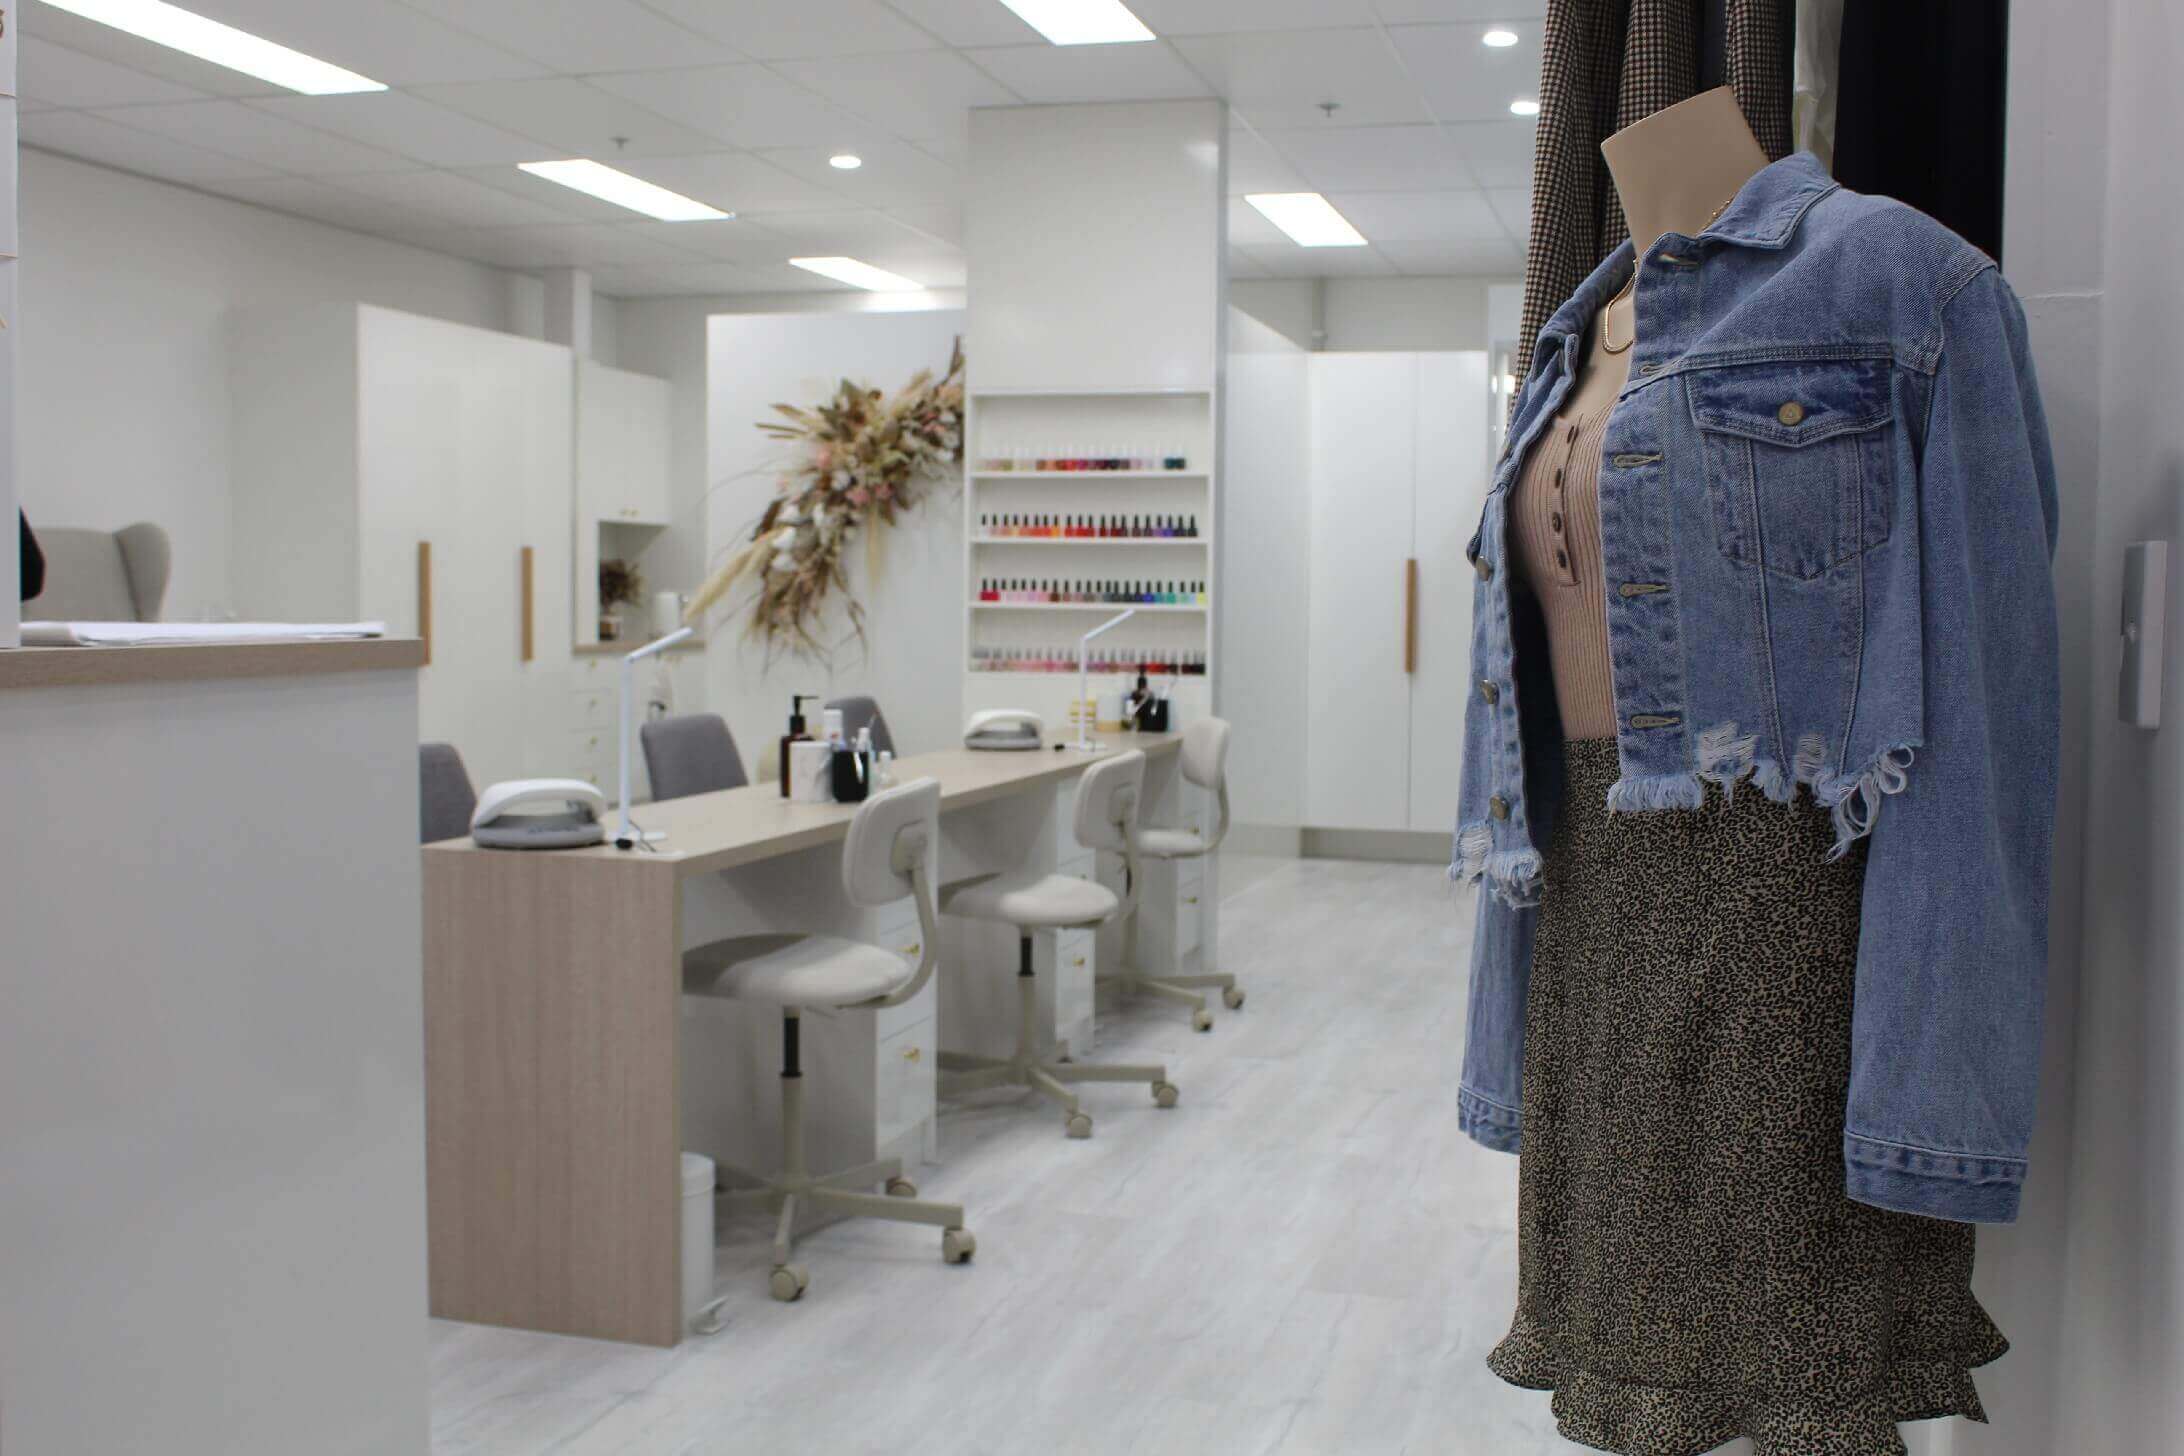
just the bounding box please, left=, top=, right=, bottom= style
left=1598, top=193, right=1738, bottom=355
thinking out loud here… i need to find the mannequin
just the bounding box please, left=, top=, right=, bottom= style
left=1560, top=87, right=1771, bottom=417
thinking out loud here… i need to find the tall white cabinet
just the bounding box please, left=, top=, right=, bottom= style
left=1305, top=352, right=1491, bottom=833
left=230, top=304, right=576, bottom=790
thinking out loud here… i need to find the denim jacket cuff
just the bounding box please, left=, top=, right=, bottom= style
left=1459, top=1084, right=1523, bottom=1154
left=1842, top=1132, right=2025, bottom=1224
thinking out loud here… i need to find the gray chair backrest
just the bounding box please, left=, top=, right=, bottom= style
left=841, top=777, right=939, bottom=908
left=641, top=713, right=749, bottom=801
left=825, top=695, right=896, bottom=756
left=420, top=743, right=477, bottom=845
left=1073, top=750, right=1145, bottom=854
left=25, top=523, right=170, bottom=621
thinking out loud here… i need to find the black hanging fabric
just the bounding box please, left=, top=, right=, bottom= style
left=1831, top=0, right=2009, bottom=262
left=18, top=511, right=43, bottom=603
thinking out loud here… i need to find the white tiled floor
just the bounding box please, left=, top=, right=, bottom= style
left=427, top=856, right=1574, bottom=1455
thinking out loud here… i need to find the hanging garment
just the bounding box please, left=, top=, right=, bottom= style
left=1489, top=738, right=2007, bottom=1456
left=1453, top=153, right=2061, bottom=1227
left=1515, top=0, right=1793, bottom=383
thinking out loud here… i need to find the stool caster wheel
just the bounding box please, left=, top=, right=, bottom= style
left=1223, top=987, right=1245, bottom=1011
left=769, top=1265, right=809, bottom=1303
left=885, top=1176, right=917, bottom=1199
left=943, top=1227, right=977, bottom=1264
left=1152, top=1081, right=1180, bottom=1109
left=1065, top=1111, right=1094, bottom=1139
left=1191, top=1009, right=1214, bottom=1033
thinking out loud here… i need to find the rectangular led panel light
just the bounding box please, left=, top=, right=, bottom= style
left=35, top=0, right=386, bottom=94
left=995, top=0, right=1155, bottom=45
left=1245, top=192, right=1369, bottom=248
left=788, top=256, right=924, bottom=292
left=518, top=160, right=730, bottom=222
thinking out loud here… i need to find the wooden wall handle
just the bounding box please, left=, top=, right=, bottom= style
left=1403, top=557, right=1418, bottom=675
left=417, top=541, right=433, bottom=667
left=520, top=546, right=535, bottom=663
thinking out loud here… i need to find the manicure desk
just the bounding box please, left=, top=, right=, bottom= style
left=421, top=729, right=1219, bottom=1346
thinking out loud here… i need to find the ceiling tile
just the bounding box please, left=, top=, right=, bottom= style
left=1486, top=186, right=1532, bottom=237
left=644, top=0, right=939, bottom=59
left=1226, top=248, right=1272, bottom=279
left=1387, top=23, right=1540, bottom=123
left=1326, top=188, right=1503, bottom=242
left=964, top=42, right=1211, bottom=104
left=1265, top=124, right=1469, bottom=192
left=1446, top=118, right=1537, bottom=188
left=94, top=100, right=416, bottom=175
left=1129, top=0, right=1381, bottom=33
left=1370, top=0, right=1549, bottom=20
left=739, top=207, right=947, bottom=255
left=1170, top=29, right=1428, bottom=130
left=15, top=36, right=209, bottom=108
left=772, top=50, right=1018, bottom=148
left=417, top=222, right=709, bottom=268
left=448, top=163, right=646, bottom=222
left=324, top=170, right=583, bottom=227
left=180, top=0, right=549, bottom=85
left=755, top=142, right=966, bottom=208
left=19, top=110, right=278, bottom=184
left=408, top=78, right=725, bottom=157
left=1236, top=242, right=1395, bottom=278
left=1373, top=237, right=1523, bottom=273
left=880, top=0, right=1044, bottom=47
left=404, top=0, right=742, bottom=74
left=1227, top=196, right=1292, bottom=248
left=1225, top=125, right=1309, bottom=195
left=196, top=174, right=446, bottom=237
left=623, top=153, right=849, bottom=214
left=586, top=262, right=771, bottom=298
left=617, top=219, right=800, bottom=265
left=588, top=65, right=869, bottom=150
left=19, top=7, right=280, bottom=97
left=885, top=202, right=965, bottom=247
left=248, top=92, right=556, bottom=166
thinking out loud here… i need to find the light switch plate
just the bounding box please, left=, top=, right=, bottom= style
left=2121, top=541, right=2167, bottom=728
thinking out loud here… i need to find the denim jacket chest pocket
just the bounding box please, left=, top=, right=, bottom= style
left=1687, top=357, right=1895, bottom=582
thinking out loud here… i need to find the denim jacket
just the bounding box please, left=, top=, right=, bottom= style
left=1452, top=153, right=2060, bottom=1225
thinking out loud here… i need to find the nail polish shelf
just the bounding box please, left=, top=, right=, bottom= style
left=971, top=470, right=1206, bottom=481
left=969, top=602, right=1206, bottom=613
left=973, top=537, right=1211, bottom=547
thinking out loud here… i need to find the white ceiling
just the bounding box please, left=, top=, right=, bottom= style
left=12, top=0, right=1545, bottom=297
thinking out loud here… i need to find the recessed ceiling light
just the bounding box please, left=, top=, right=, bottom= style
left=1510, top=98, right=1542, bottom=117
left=790, top=256, right=925, bottom=292
left=829, top=154, right=864, bottom=170
left=994, top=0, right=1155, bottom=46
left=1483, top=28, right=1519, bottom=47
left=517, top=160, right=730, bottom=222
left=1245, top=193, right=1367, bottom=248
left=34, top=0, right=385, bottom=94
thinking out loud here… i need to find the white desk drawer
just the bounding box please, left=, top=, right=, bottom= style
left=572, top=688, right=616, bottom=727
left=1053, top=928, right=1095, bottom=1031
left=874, top=917, right=934, bottom=1042
left=876, top=1016, right=936, bottom=1147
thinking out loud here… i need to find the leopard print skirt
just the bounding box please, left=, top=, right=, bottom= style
left=1487, top=739, right=2008, bottom=1456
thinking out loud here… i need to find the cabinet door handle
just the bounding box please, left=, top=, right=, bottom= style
left=1184, top=895, right=1200, bottom=905
left=417, top=541, right=433, bottom=666
left=1403, top=557, right=1418, bottom=675
left=901, top=1045, right=922, bottom=1062
left=519, top=545, right=535, bottom=663
left=903, top=942, right=921, bottom=959
left=1071, top=955, right=1087, bottom=968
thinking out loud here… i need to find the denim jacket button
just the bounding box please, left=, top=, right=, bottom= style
left=1474, top=556, right=1493, bottom=581
left=1489, top=795, right=1510, bottom=820
left=1479, top=679, right=1500, bottom=705
left=1777, top=400, right=1806, bottom=426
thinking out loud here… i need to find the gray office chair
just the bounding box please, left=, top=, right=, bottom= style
left=419, top=743, right=477, bottom=845
left=682, top=778, right=974, bottom=1302
left=939, top=750, right=1177, bottom=1139
left=24, top=522, right=170, bottom=620
left=1101, top=717, right=1242, bottom=1031
left=825, top=695, right=896, bottom=756
left=641, top=713, right=749, bottom=801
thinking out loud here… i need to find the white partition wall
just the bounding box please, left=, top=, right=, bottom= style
left=964, top=101, right=1227, bottom=731
left=1, top=14, right=17, bottom=647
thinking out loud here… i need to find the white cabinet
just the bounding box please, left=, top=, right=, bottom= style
left=1305, top=352, right=1491, bottom=833
left=230, top=304, right=575, bottom=790
left=578, top=360, right=673, bottom=525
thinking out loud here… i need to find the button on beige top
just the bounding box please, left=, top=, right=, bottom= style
left=1509, top=402, right=1618, bottom=740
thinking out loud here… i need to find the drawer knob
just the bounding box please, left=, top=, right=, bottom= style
left=903, top=942, right=921, bottom=958
left=1071, top=956, right=1087, bottom=968
left=1184, top=895, right=1200, bottom=905
left=901, top=1046, right=922, bottom=1062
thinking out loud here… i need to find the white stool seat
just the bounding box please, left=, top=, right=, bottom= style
left=1135, top=827, right=1211, bottom=859
left=942, top=870, right=1120, bottom=929
left=683, top=933, right=912, bottom=1009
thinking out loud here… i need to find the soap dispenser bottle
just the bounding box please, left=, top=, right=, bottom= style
left=779, top=693, right=818, bottom=799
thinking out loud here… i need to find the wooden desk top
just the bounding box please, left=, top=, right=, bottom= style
left=0, top=637, right=426, bottom=690
left=426, top=731, right=1181, bottom=879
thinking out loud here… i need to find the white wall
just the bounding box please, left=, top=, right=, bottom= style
left=15, top=149, right=524, bottom=619
left=702, top=307, right=969, bottom=771
left=1232, top=276, right=1514, bottom=353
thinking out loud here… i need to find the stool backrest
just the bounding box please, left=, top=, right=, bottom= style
left=1180, top=717, right=1231, bottom=852
left=641, top=713, right=748, bottom=800
left=825, top=695, right=896, bottom=756
left=419, top=742, right=476, bottom=845
left=1073, top=750, right=1145, bottom=854
left=842, top=776, right=939, bottom=908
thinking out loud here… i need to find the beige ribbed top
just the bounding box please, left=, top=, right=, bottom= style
left=1509, top=403, right=1617, bottom=740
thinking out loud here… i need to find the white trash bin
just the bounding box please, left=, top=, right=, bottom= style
left=681, top=1152, right=717, bottom=1332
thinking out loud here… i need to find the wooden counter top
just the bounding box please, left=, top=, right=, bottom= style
left=0, top=637, right=427, bottom=690
left=427, top=731, right=1182, bottom=878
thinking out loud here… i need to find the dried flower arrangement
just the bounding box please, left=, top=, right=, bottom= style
left=688, top=337, right=965, bottom=660
left=598, top=557, right=645, bottom=610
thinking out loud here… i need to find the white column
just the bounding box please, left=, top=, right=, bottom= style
left=2, top=6, right=19, bottom=646
left=542, top=266, right=594, bottom=360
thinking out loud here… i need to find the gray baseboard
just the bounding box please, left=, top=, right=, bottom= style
left=1299, top=827, right=1449, bottom=864
left=1226, top=822, right=1303, bottom=857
